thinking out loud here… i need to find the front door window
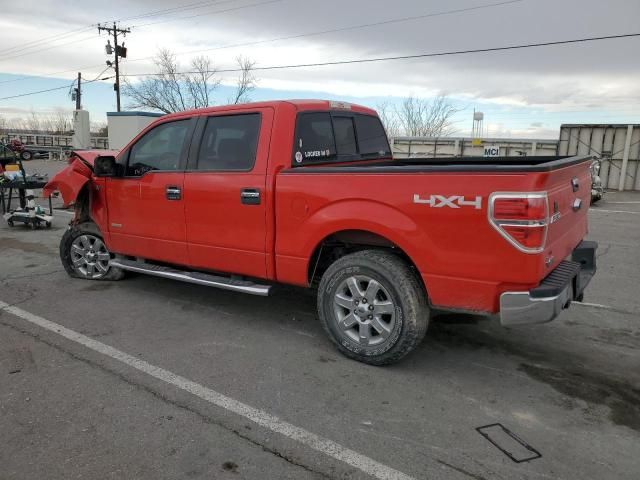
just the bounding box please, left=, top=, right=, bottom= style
left=127, top=120, right=190, bottom=176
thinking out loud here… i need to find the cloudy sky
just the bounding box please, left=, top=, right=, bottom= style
left=0, top=0, right=639, bottom=138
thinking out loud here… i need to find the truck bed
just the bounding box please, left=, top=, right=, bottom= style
left=286, top=155, right=593, bottom=173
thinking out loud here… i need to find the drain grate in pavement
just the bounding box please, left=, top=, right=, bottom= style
left=476, top=423, right=542, bottom=463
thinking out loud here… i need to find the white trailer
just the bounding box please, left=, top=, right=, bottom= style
left=391, top=136, right=559, bottom=159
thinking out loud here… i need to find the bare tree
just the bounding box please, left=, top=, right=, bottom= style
left=230, top=55, right=257, bottom=104
left=2, top=116, right=27, bottom=133
left=185, top=55, right=221, bottom=108
left=91, top=121, right=108, bottom=137
left=394, top=95, right=459, bottom=137
left=376, top=101, right=402, bottom=138
left=47, top=108, right=72, bottom=134
left=27, top=110, right=42, bottom=132
left=124, top=49, right=257, bottom=113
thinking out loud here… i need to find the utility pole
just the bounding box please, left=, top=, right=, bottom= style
left=71, top=71, right=90, bottom=150
left=98, top=23, right=130, bottom=112
left=75, top=72, right=81, bottom=110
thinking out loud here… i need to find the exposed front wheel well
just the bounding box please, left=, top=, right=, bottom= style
left=308, top=230, right=425, bottom=292
left=72, top=184, right=92, bottom=224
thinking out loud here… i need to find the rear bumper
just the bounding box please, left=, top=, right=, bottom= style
left=499, top=241, right=597, bottom=326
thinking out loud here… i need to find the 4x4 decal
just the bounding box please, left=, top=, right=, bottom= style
left=413, top=194, right=482, bottom=210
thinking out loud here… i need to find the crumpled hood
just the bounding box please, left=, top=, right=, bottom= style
left=43, top=150, right=118, bottom=206
left=69, top=149, right=119, bottom=167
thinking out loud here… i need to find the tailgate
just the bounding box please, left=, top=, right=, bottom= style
left=540, top=158, right=592, bottom=274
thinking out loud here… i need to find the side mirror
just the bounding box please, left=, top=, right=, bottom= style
left=94, top=155, right=117, bottom=177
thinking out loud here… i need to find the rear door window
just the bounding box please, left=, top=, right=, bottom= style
left=196, top=113, right=261, bottom=171
left=354, top=115, right=390, bottom=156
left=293, top=112, right=390, bottom=166
left=293, top=112, right=336, bottom=164
left=333, top=116, right=357, bottom=155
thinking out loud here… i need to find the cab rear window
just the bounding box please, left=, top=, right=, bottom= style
left=293, top=112, right=390, bottom=166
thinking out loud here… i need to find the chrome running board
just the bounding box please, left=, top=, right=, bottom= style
left=110, top=258, right=271, bottom=296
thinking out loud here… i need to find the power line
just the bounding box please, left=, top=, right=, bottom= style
left=119, top=0, right=240, bottom=22
left=0, top=75, right=113, bottom=101
left=132, top=0, right=282, bottom=28
left=123, top=32, right=640, bottom=77
left=0, top=83, right=75, bottom=101
left=0, top=0, right=279, bottom=76
left=0, top=0, right=522, bottom=83
left=87, top=66, right=113, bottom=83
left=0, top=1, right=248, bottom=63
left=0, top=1, right=238, bottom=58
left=122, top=0, right=525, bottom=65
left=0, top=26, right=95, bottom=56
left=3, top=32, right=639, bottom=102
left=0, top=64, right=104, bottom=85
left=0, top=33, right=100, bottom=63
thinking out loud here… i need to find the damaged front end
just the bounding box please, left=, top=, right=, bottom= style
left=43, top=150, right=116, bottom=225
left=43, top=155, right=93, bottom=207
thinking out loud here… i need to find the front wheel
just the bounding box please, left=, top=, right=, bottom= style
left=60, top=222, right=124, bottom=280
left=20, top=150, right=32, bottom=160
left=317, top=250, right=429, bottom=365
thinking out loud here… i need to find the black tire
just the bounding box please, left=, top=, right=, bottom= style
left=60, top=222, right=125, bottom=281
left=317, top=250, right=429, bottom=366
left=20, top=150, right=32, bottom=161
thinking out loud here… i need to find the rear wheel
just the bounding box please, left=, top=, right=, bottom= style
left=317, top=250, right=429, bottom=365
left=60, top=222, right=124, bottom=280
left=20, top=150, right=32, bottom=160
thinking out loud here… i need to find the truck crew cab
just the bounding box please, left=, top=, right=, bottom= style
left=45, top=100, right=597, bottom=365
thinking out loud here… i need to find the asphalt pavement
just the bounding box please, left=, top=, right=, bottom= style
left=0, top=159, right=639, bottom=480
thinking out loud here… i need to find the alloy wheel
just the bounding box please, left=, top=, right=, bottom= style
left=70, top=234, right=111, bottom=279
left=333, top=275, right=397, bottom=347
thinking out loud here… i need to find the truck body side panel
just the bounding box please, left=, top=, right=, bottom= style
left=183, top=108, right=275, bottom=279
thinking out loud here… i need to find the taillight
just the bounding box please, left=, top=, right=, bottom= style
left=489, top=193, right=549, bottom=253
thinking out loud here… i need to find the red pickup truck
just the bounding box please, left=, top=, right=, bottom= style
left=45, top=100, right=597, bottom=365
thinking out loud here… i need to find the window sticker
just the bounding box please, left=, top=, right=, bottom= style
left=304, top=149, right=331, bottom=158
left=295, top=151, right=303, bottom=163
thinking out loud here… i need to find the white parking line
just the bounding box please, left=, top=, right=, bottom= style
left=589, top=209, right=640, bottom=215
left=0, top=300, right=415, bottom=480
left=604, top=201, right=640, bottom=204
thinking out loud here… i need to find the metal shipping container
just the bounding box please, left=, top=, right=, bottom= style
left=559, top=124, right=640, bottom=191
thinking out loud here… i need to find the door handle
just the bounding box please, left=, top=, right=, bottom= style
left=572, top=198, right=582, bottom=211
left=571, top=177, right=580, bottom=192
left=166, top=186, right=182, bottom=201
left=240, top=188, right=261, bottom=205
